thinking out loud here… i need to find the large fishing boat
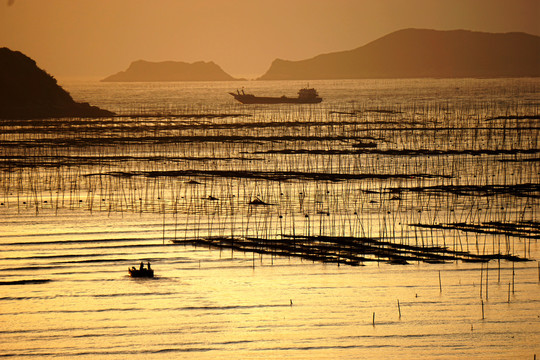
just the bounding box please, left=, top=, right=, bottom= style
left=229, top=87, right=322, bottom=104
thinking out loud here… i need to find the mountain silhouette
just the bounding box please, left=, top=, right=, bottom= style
left=102, top=60, right=239, bottom=82
left=0, top=47, right=114, bottom=120
left=258, top=29, right=540, bottom=80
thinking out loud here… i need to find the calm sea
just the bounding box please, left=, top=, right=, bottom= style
left=0, top=79, right=539, bottom=359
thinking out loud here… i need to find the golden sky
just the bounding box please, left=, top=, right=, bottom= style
left=1, top=0, right=539, bottom=79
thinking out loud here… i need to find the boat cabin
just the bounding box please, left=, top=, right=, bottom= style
left=297, top=88, right=320, bottom=100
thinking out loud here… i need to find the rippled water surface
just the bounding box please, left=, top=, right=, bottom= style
left=1, top=79, right=539, bottom=359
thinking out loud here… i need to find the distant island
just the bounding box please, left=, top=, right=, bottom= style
left=102, top=60, right=239, bottom=82
left=258, top=29, right=540, bottom=80
left=0, top=47, right=114, bottom=120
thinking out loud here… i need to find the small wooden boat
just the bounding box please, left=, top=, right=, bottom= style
left=128, top=266, right=154, bottom=278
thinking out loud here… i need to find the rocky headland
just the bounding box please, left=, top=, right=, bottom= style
left=258, top=29, right=540, bottom=80
left=0, top=48, right=114, bottom=120
left=102, top=60, right=239, bottom=82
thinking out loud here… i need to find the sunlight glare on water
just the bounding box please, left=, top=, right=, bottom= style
left=0, top=79, right=539, bottom=359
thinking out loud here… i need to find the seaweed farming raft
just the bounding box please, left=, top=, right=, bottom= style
left=172, top=235, right=530, bottom=266
left=1, top=79, right=538, bottom=269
